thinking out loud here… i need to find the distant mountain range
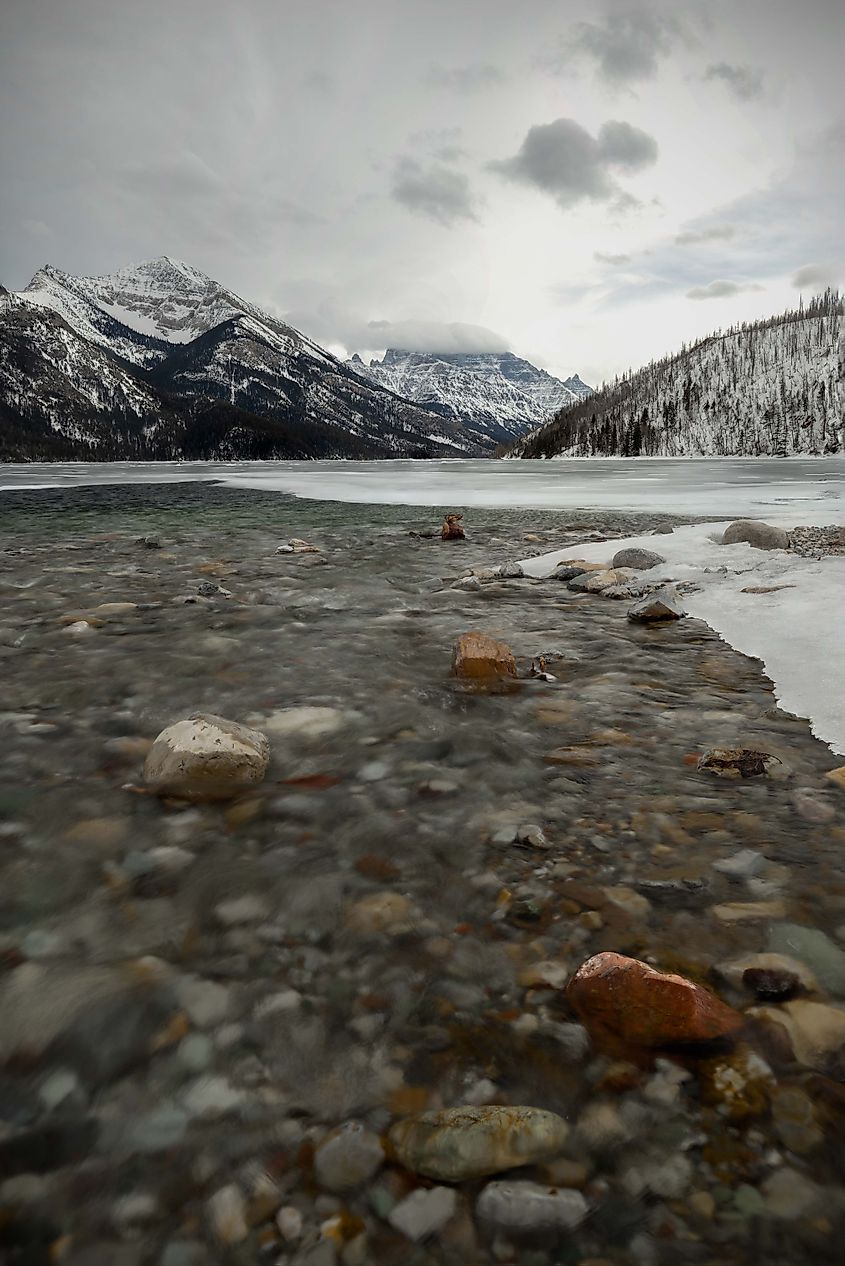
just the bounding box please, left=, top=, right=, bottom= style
left=348, top=349, right=591, bottom=447
left=509, top=291, right=843, bottom=459
left=0, top=257, right=589, bottom=462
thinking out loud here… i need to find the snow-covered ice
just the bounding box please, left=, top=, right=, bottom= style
left=521, top=524, right=845, bottom=756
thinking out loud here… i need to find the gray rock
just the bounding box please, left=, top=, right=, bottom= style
left=652, top=524, right=674, bottom=534
left=712, top=849, right=766, bottom=878
left=722, top=520, right=790, bottom=550
left=761, top=1167, right=823, bottom=1219
left=515, top=824, right=550, bottom=849
left=627, top=587, right=685, bottom=622
left=314, top=1122, right=384, bottom=1191
left=388, top=1186, right=457, bottom=1241
left=768, top=923, right=845, bottom=995
left=552, top=564, right=589, bottom=582
left=476, top=1181, right=588, bottom=1233
left=611, top=547, right=666, bottom=570
left=389, top=1105, right=568, bottom=1181
left=498, top=561, right=524, bottom=579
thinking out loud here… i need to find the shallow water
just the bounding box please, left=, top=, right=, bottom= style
left=1, top=484, right=845, bottom=1265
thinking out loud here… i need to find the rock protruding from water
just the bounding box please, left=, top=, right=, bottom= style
left=697, top=748, right=783, bottom=779
left=452, top=631, right=517, bottom=681
left=566, top=952, right=743, bottom=1049
left=388, top=1105, right=568, bottom=1181
left=143, top=714, right=270, bottom=801
left=722, top=520, right=790, bottom=550
left=627, top=587, right=685, bottom=622
left=441, top=513, right=466, bottom=541
left=612, top=547, right=666, bottom=570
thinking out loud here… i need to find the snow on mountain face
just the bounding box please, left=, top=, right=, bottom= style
left=511, top=293, right=844, bottom=459
left=2, top=257, right=491, bottom=461
left=347, top=349, right=591, bottom=444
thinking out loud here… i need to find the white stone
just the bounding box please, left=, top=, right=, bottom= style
left=207, top=1183, right=248, bottom=1243
left=276, top=1205, right=304, bottom=1241
left=388, top=1186, right=457, bottom=1241
left=173, top=976, right=232, bottom=1028
left=182, top=1075, right=245, bottom=1118
left=215, top=894, right=271, bottom=926
left=143, top=713, right=270, bottom=802
left=259, top=706, right=354, bottom=739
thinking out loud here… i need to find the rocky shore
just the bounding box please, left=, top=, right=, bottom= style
left=1, top=483, right=845, bottom=1266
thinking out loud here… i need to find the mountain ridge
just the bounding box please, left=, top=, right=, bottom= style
left=508, top=292, right=843, bottom=459
left=1, top=258, right=504, bottom=460
left=348, top=347, right=592, bottom=446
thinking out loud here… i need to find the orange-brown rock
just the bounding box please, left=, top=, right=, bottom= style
left=566, top=952, right=743, bottom=1049
left=441, top=513, right=466, bottom=540
left=451, top=631, right=517, bottom=681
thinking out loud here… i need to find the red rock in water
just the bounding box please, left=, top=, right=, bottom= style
left=566, top=952, right=743, bottom=1049
left=441, top=514, right=466, bottom=541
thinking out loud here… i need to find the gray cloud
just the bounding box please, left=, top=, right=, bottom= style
left=791, top=262, right=840, bottom=289
left=704, top=62, right=764, bottom=101
left=428, top=62, right=506, bottom=94
left=391, top=157, right=479, bottom=226
left=282, top=291, right=508, bottom=355
left=674, top=224, right=737, bottom=246
left=564, top=9, right=681, bottom=85
left=490, top=117, right=658, bottom=209
left=594, top=251, right=632, bottom=265
left=686, top=279, right=764, bottom=300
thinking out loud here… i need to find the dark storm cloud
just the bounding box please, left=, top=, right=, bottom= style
left=490, top=118, right=658, bottom=210
left=704, top=62, right=764, bottom=101
left=560, top=8, right=681, bottom=85
left=674, top=224, right=737, bottom=246
left=391, top=157, right=480, bottom=226
left=686, top=279, right=764, bottom=300
left=428, top=62, right=506, bottom=93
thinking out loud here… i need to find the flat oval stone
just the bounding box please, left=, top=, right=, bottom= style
left=388, top=1105, right=568, bottom=1181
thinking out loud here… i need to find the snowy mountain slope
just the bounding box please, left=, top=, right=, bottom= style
left=510, top=293, right=843, bottom=458
left=0, top=302, right=409, bottom=462
left=2, top=257, right=489, bottom=460
left=348, top=348, right=591, bottom=444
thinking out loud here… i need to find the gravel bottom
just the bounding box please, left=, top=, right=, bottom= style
left=1, top=484, right=844, bottom=1266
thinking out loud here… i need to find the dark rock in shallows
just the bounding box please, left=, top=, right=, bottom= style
left=722, top=520, right=790, bottom=550
left=627, top=587, right=685, bottom=622
left=612, top=547, right=666, bottom=570
left=697, top=748, right=782, bottom=779
left=552, top=564, right=589, bottom=582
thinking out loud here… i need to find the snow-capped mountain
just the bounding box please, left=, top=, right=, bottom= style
left=510, top=292, right=843, bottom=459
left=1, top=258, right=493, bottom=460
left=348, top=348, right=591, bottom=446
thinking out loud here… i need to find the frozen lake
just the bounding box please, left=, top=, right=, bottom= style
left=2, top=456, right=845, bottom=522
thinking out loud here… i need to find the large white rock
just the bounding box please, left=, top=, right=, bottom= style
left=143, top=714, right=270, bottom=801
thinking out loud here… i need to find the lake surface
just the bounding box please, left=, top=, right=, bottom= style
left=2, top=456, right=845, bottom=521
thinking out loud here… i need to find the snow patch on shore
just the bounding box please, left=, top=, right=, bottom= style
left=520, top=522, right=845, bottom=757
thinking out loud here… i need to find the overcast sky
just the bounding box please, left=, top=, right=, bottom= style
left=2, top=0, right=843, bottom=384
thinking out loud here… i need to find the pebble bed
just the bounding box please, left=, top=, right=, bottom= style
left=1, top=483, right=845, bottom=1266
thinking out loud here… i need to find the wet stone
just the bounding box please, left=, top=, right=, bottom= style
left=476, top=1181, right=589, bottom=1234
left=389, top=1105, right=569, bottom=1182
left=388, top=1186, right=457, bottom=1241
